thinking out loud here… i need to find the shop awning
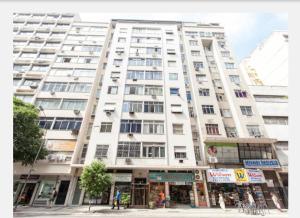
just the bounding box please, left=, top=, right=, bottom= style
left=149, top=172, right=194, bottom=182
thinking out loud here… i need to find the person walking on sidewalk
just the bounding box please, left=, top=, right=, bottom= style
left=218, top=192, right=226, bottom=211
left=159, top=190, right=166, bottom=208
left=271, top=192, right=283, bottom=212
left=48, top=188, right=57, bottom=208
left=111, top=189, right=121, bottom=210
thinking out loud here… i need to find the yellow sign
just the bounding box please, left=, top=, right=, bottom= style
left=234, top=169, right=249, bottom=183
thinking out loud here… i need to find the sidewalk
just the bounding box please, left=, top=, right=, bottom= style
left=14, top=205, right=288, bottom=217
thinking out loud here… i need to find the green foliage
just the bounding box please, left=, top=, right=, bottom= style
left=80, top=160, right=112, bottom=200
left=13, top=97, right=48, bottom=166
left=121, top=192, right=131, bottom=205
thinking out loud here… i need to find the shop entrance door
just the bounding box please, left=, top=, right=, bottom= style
left=19, top=183, right=36, bottom=205
left=55, top=181, right=70, bottom=205
left=132, top=178, right=148, bottom=207
left=169, top=185, right=192, bottom=206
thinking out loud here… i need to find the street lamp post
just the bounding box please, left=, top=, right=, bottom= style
left=14, top=106, right=48, bottom=211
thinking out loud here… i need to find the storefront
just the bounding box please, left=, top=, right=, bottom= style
left=148, top=172, right=196, bottom=208
left=243, top=159, right=287, bottom=209
left=206, top=168, right=268, bottom=208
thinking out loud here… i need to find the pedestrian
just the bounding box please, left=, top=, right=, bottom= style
left=48, top=188, right=57, bottom=208
left=270, top=192, right=283, bottom=212
left=159, top=190, right=166, bottom=208
left=111, top=189, right=121, bottom=210
left=247, top=190, right=255, bottom=207
left=218, top=192, right=226, bottom=211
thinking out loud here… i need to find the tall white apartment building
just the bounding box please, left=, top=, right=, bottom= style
left=13, top=16, right=288, bottom=209
left=240, top=31, right=288, bottom=86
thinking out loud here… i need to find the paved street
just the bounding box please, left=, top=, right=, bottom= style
left=14, top=206, right=288, bottom=218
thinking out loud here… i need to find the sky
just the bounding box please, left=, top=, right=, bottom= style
left=80, top=13, right=288, bottom=64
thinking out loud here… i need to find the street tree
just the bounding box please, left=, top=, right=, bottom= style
left=80, top=160, right=112, bottom=211
left=13, top=97, right=48, bottom=166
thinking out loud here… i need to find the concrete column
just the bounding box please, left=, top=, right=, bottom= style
left=109, top=183, right=115, bottom=205
left=275, top=171, right=288, bottom=207
left=165, top=182, right=169, bottom=198
left=29, top=182, right=40, bottom=206
left=193, top=182, right=199, bottom=207
left=202, top=171, right=211, bottom=207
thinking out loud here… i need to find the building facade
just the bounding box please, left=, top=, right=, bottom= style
left=13, top=15, right=288, bottom=209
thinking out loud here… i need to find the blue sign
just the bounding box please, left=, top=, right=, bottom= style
left=243, top=159, right=280, bottom=169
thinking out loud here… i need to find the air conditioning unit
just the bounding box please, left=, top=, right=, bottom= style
left=153, top=66, right=157, bottom=70
left=129, top=111, right=135, bottom=115
left=89, top=51, right=94, bottom=55
left=151, top=94, right=157, bottom=99
left=79, top=40, right=83, bottom=43
left=152, top=53, right=157, bottom=57
left=112, top=77, right=118, bottom=82
left=73, top=109, right=80, bottom=115
left=115, top=65, right=120, bottom=68
left=254, top=134, right=262, bottom=138
left=105, top=111, right=111, bottom=116
left=72, top=129, right=79, bottom=135
left=50, top=91, right=55, bottom=95
left=135, top=52, right=139, bottom=56
left=14, top=73, right=23, bottom=78
left=29, top=83, right=38, bottom=89
left=48, top=154, right=56, bottom=162
left=179, top=159, right=184, bottom=163
left=194, top=169, right=203, bottom=181
left=73, top=77, right=79, bottom=81
left=132, top=78, right=137, bottom=81
left=128, top=133, right=133, bottom=137
left=67, top=73, right=72, bottom=77
left=208, top=156, right=218, bottom=163
left=125, top=158, right=132, bottom=164
left=195, top=67, right=199, bottom=71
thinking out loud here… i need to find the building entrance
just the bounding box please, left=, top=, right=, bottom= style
left=169, top=184, right=193, bottom=205
left=55, top=180, right=70, bottom=205
left=18, top=183, right=36, bottom=205
left=132, top=178, right=148, bottom=207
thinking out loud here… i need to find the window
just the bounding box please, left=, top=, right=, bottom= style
left=38, top=117, right=54, bottom=129
left=108, top=86, right=118, bottom=94
left=118, top=37, right=126, bottom=43
left=199, top=88, right=210, bottom=96
left=263, top=116, right=288, bottom=125
left=144, top=85, right=163, bottom=96
left=53, top=118, right=82, bottom=130
left=13, top=64, right=30, bottom=72
left=144, top=101, right=163, bottom=113
left=120, top=120, right=142, bottom=133
left=95, top=145, right=109, bottom=159
left=143, top=120, right=164, bottom=134
left=168, top=61, right=177, bottom=67
left=196, top=74, right=207, bottom=82
left=229, top=75, right=240, bottom=84
left=122, top=101, right=143, bottom=113
left=173, top=124, right=183, bottom=135
left=67, top=83, right=92, bottom=93
left=38, top=53, right=55, bottom=59
left=146, top=58, right=162, bottom=67
left=205, top=124, right=219, bottom=135
left=174, top=146, right=187, bottom=159
left=45, top=42, right=61, bottom=47
left=15, top=95, right=33, bottom=103
left=202, top=105, right=215, bottom=114
left=189, top=40, right=198, bottom=46
left=220, top=109, right=232, bottom=118
left=170, top=88, right=179, bottom=96
left=128, top=58, right=144, bottom=66
left=166, top=38, right=174, bottom=44
left=246, top=125, right=261, bottom=137
left=221, top=51, right=230, bottom=57
left=191, top=50, right=200, bottom=56
left=111, top=71, right=121, bottom=79
left=28, top=41, right=44, bottom=47
left=225, top=62, right=235, bottom=69
left=20, top=52, right=37, bottom=58
left=146, top=47, right=161, bottom=55
left=117, top=142, right=141, bottom=157
left=240, top=106, right=253, bottom=116
left=235, top=90, right=247, bottom=98
left=193, top=62, right=204, bottom=70
left=186, top=91, right=192, bottom=101
left=127, top=70, right=144, bottom=80
left=61, top=99, right=87, bottom=111
left=239, top=144, right=273, bottom=160
left=42, top=82, right=68, bottom=92
left=145, top=71, right=162, bottom=80
left=171, top=104, right=183, bottom=113
left=169, top=73, right=178, bottom=80
left=100, top=122, right=112, bottom=133
left=142, top=143, right=165, bottom=158
left=125, top=85, right=144, bottom=95
left=113, top=59, right=123, bottom=66
left=22, top=79, right=40, bottom=87
left=13, top=79, right=21, bottom=86
left=167, top=49, right=176, bottom=55
left=31, top=65, right=49, bottom=72
left=73, top=69, right=95, bottom=77
left=35, top=98, right=61, bottom=110
left=225, top=127, right=238, bottom=137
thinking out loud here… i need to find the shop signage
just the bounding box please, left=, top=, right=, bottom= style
left=206, top=169, right=236, bottom=183
left=149, top=173, right=194, bottom=182
left=243, top=159, right=280, bottom=169
left=20, top=175, right=40, bottom=180
left=246, top=169, right=266, bottom=184
left=234, top=169, right=249, bottom=183
left=111, top=173, right=132, bottom=182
